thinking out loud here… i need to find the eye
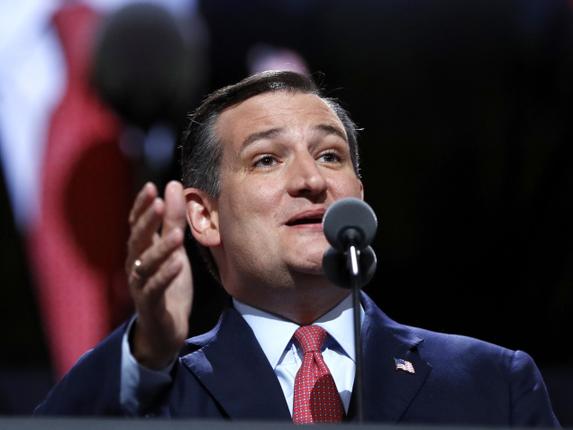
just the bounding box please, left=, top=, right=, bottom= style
left=318, top=151, right=342, bottom=164
left=253, top=155, right=278, bottom=168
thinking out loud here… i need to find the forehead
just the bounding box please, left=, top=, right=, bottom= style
left=214, top=91, right=345, bottom=147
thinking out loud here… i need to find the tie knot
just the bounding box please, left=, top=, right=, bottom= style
left=294, top=325, right=328, bottom=354
left=52, top=4, right=99, bottom=82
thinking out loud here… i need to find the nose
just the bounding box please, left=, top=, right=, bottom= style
left=286, top=152, right=327, bottom=199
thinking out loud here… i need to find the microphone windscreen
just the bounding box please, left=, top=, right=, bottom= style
left=322, top=245, right=377, bottom=289
left=91, top=3, right=195, bottom=129
left=323, top=197, right=378, bottom=251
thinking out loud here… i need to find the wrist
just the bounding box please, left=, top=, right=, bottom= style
left=130, top=320, right=179, bottom=370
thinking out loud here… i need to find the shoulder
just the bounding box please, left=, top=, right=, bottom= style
left=362, top=294, right=559, bottom=426
left=362, top=292, right=533, bottom=394
left=410, top=325, right=515, bottom=369
left=403, top=321, right=545, bottom=385
left=411, top=325, right=558, bottom=425
left=377, top=306, right=528, bottom=383
left=362, top=292, right=517, bottom=370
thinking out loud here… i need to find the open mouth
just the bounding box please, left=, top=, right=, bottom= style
left=286, top=217, right=323, bottom=226
left=286, top=210, right=325, bottom=227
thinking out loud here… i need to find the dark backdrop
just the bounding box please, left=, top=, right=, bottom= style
left=197, top=0, right=573, bottom=365
left=1, top=0, right=571, bottom=422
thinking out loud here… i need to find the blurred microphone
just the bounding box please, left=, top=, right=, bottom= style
left=91, top=3, right=200, bottom=129
left=322, top=197, right=378, bottom=288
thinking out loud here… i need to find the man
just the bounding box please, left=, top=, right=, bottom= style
left=36, top=70, right=560, bottom=426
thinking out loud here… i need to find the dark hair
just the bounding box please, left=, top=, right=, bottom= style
left=181, top=70, right=360, bottom=194
left=180, top=70, right=361, bottom=279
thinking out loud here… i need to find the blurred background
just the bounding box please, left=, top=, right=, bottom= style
left=0, top=0, right=571, bottom=423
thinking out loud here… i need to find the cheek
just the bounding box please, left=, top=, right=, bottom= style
left=328, top=173, right=363, bottom=197
left=238, top=176, right=284, bottom=212
left=220, top=179, right=282, bottom=233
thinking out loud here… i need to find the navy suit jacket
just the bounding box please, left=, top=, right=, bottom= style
left=35, top=294, right=560, bottom=426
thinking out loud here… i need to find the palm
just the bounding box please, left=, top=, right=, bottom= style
left=127, top=181, right=194, bottom=369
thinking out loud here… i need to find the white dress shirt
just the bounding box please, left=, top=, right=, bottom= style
left=121, top=294, right=364, bottom=416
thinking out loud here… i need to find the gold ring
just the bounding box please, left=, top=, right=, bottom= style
left=133, top=258, right=144, bottom=277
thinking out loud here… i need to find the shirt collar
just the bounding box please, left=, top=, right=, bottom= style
left=233, top=294, right=362, bottom=369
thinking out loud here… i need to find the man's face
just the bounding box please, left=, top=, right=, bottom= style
left=210, top=91, right=363, bottom=294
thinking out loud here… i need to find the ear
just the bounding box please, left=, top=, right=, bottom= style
left=184, top=187, right=221, bottom=247
left=359, top=179, right=364, bottom=200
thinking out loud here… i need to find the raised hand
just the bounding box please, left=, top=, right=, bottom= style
left=125, top=181, right=192, bottom=369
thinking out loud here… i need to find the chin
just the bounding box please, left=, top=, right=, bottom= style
left=288, top=256, right=325, bottom=276
left=282, top=239, right=329, bottom=273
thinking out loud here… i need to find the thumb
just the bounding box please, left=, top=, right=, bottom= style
left=161, top=180, right=186, bottom=237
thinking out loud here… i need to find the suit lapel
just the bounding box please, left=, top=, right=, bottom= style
left=180, top=294, right=430, bottom=422
left=180, top=307, right=291, bottom=420
left=347, top=294, right=432, bottom=422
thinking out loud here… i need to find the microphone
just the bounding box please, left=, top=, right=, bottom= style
left=321, top=197, right=379, bottom=424
left=322, top=197, right=378, bottom=288
left=323, top=197, right=377, bottom=251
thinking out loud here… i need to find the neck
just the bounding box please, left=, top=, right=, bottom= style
left=225, top=273, right=350, bottom=325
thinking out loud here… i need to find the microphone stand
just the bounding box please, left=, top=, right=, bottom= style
left=347, top=245, right=364, bottom=423
left=322, top=197, right=378, bottom=424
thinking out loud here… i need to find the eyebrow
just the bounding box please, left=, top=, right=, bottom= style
left=240, top=124, right=348, bottom=153
left=240, top=128, right=284, bottom=151
left=314, top=124, right=347, bottom=142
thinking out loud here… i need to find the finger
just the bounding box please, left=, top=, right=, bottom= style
left=128, top=260, right=147, bottom=290
left=140, top=256, right=183, bottom=300
left=131, top=227, right=184, bottom=285
left=129, top=182, right=158, bottom=226
left=126, top=198, right=164, bottom=272
left=161, top=181, right=187, bottom=237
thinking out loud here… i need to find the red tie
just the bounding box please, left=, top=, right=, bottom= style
left=292, top=326, right=344, bottom=424
left=28, top=4, right=132, bottom=377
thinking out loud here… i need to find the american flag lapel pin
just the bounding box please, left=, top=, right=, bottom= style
left=394, top=357, right=416, bottom=374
